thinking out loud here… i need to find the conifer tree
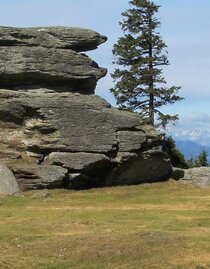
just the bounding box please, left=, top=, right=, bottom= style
left=111, top=0, right=183, bottom=127
left=195, top=150, right=209, bottom=167
left=187, top=150, right=209, bottom=167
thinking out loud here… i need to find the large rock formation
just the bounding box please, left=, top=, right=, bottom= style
left=0, top=26, right=172, bottom=191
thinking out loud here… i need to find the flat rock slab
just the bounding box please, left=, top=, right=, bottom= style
left=44, top=152, right=110, bottom=171
left=0, top=26, right=107, bottom=51
left=0, top=164, right=20, bottom=195
left=0, top=47, right=106, bottom=92
left=0, top=89, right=152, bottom=154
left=12, top=164, right=68, bottom=190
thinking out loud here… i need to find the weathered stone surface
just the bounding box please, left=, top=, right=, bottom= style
left=11, top=164, right=68, bottom=190
left=0, top=149, right=21, bottom=161
left=138, top=125, right=162, bottom=146
left=181, top=167, right=210, bottom=187
left=0, top=26, right=107, bottom=51
left=0, top=88, right=169, bottom=189
left=0, top=47, right=106, bottom=92
left=0, top=164, right=20, bottom=195
left=0, top=25, right=172, bottom=190
left=0, top=89, right=155, bottom=154
left=105, top=150, right=172, bottom=186
left=117, top=131, right=146, bottom=152
left=44, top=152, right=110, bottom=171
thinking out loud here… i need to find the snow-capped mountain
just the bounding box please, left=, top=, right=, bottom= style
left=166, top=127, right=210, bottom=147
left=165, top=125, right=210, bottom=162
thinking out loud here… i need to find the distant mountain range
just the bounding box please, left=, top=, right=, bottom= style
left=175, top=140, right=210, bottom=162
left=167, top=127, right=210, bottom=146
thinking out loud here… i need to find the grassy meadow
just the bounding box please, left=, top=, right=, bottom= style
left=1, top=180, right=210, bottom=269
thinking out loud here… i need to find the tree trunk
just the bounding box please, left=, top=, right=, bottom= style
left=148, top=14, right=154, bottom=126
left=149, top=92, right=154, bottom=125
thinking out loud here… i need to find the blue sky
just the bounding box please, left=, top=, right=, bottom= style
left=1, top=0, right=210, bottom=142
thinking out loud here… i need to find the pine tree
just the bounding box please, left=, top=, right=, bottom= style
left=187, top=150, right=209, bottom=167
left=194, top=150, right=209, bottom=167
left=187, top=157, right=195, bottom=168
left=111, top=0, right=183, bottom=127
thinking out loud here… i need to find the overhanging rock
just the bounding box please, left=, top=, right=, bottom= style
left=0, top=26, right=107, bottom=93
left=0, top=26, right=107, bottom=51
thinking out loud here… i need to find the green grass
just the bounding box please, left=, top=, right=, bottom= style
left=1, top=180, right=210, bottom=268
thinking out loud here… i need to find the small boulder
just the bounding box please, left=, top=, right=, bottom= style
left=182, top=167, right=210, bottom=187
left=105, top=150, right=172, bottom=186
left=0, top=164, right=20, bottom=195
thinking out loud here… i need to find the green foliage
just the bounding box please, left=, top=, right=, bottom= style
left=111, top=0, right=183, bottom=127
left=187, top=149, right=209, bottom=168
left=162, top=136, right=189, bottom=169
left=187, top=157, right=195, bottom=168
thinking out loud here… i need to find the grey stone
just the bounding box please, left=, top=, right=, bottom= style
left=11, top=164, right=68, bottom=190
left=137, top=125, right=164, bottom=146
left=0, top=164, right=20, bottom=195
left=182, top=167, right=210, bottom=187
left=0, top=87, right=170, bottom=189
left=0, top=90, right=149, bottom=154
left=105, top=150, right=172, bottom=186
left=0, top=47, right=106, bottom=92
left=44, top=152, right=110, bottom=171
left=0, top=25, right=172, bottom=190
left=0, top=26, right=107, bottom=51
left=117, top=131, right=146, bottom=151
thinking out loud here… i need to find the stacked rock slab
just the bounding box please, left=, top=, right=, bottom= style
left=0, top=26, right=107, bottom=93
left=0, top=26, right=172, bottom=191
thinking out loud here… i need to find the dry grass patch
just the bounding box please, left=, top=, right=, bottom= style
left=1, top=180, right=210, bottom=268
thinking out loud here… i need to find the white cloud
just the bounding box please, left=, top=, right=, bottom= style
left=166, top=112, right=210, bottom=146
left=181, top=112, right=210, bottom=124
